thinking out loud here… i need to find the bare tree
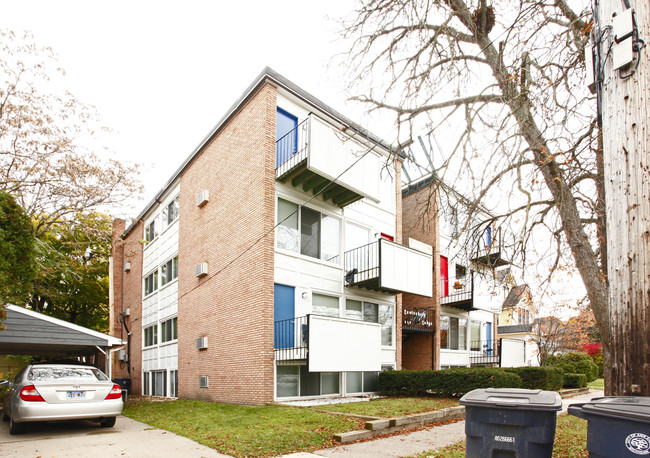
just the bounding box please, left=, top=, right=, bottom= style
left=340, top=0, right=611, bottom=387
left=0, top=30, right=141, bottom=235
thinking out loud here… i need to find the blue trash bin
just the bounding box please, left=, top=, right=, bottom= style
left=460, top=388, right=563, bottom=457
left=568, top=396, right=650, bottom=457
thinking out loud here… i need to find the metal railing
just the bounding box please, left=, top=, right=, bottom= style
left=274, top=316, right=308, bottom=363
left=469, top=339, right=500, bottom=366
left=440, top=275, right=473, bottom=305
left=276, top=117, right=310, bottom=172
left=402, top=306, right=436, bottom=333
left=343, top=241, right=381, bottom=285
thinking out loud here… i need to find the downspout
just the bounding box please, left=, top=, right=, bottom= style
left=120, top=240, right=131, bottom=376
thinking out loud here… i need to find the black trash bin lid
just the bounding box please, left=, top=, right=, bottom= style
left=460, top=388, right=563, bottom=411
left=581, top=397, right=650, bottom=423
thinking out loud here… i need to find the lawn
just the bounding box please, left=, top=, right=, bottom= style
left=312, top=396, right=459, bottom=418
left=412, top=413, right=589, bottom=457
left=588, top=378, right=605, bottom=390
left=123, top=400, right=364, bottom=457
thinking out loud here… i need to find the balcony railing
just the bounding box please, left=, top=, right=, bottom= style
left=402, top=306, right=435, bottom=334
left=274, top=316, right=308, bottom=364
left=440, top=274, right=476, bottom=311
left=275, top=114, right=381, bottom=207
left=471, top=227, right=510, bottom=267
left=469, top=339, right=500, bottom=367
left=344, top=238, right=433, bottom=297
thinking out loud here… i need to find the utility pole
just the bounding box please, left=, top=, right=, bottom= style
left=594, top=0, right=649, bottom=395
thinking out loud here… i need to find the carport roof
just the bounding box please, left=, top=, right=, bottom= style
left=0, top=305, right=124, bottom=356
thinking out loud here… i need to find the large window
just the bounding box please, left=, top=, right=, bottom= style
left=144, top=271, right=158, bottom=296
left=312, top=294, right=339, bottom=317
left=144, top=325, right=157, bottom=347
left=162, top=196, right=179, bottom=230
left=160, top=256, right=179, bottom=286
left=440, top=316, right=467, bottom=350
left=161, top=317, right=178, bottom=343
left=145, top=219, right=157, bottom=243
left=276, top=198, right=340, bottom=263
left=345, top=300, right=393, bottom=347
left=470, top=321, right=482, bottom=351
left=276, top=365, right=340, bottom=398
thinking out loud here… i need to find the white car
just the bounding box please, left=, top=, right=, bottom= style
left=1, top=363, right=123, bottom=434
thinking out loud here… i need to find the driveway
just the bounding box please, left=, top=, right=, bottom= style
left=0, top=415, right=229, bottom=457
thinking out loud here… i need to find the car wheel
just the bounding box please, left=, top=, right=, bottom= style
left=9, top=416, right=26, bottom=435
left=99, top=417, right=116, bottom=428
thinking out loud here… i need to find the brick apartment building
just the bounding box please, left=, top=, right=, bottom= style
left=400, top=176, right=516, bottom=370
left=109, top=68, right=433, bottom=404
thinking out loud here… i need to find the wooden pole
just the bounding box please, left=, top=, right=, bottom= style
left=596, top=0, right=650, bottom=395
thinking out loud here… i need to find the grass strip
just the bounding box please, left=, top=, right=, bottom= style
left=311, top=396, right=459, bottom=418
left=123, top=400, right=363, bottom=457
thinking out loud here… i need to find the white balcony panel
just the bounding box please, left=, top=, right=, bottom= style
left=308, top=315, right=381, bottom=372
left=309, top=116, right=381, bottom=203
left=379, top=240, right=433, bottom=297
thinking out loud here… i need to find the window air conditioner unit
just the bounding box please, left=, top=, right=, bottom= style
left=196, top=189, right=209, bottom=207
left=124, top=262, right=131, bottom=272
left=196, top=336, right=208, bottom=350
left=199, top=376, right=209, bottom=388
left=195, top=262, right=208, bottom=277
left=117, top=349, right=127, bottom=361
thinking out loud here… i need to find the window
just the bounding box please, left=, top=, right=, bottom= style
left=276, top=365, right=341, bottom=398
left=276, top=198, right=340, bottom=263
left=145, top=219, right=157, bottom=242
left=144, top=325, right=157, bottom=347
left=312, top=294, right=339, bottom=317
left=456, top=264, right=467, bottom=279
left=346, top=371, right=379, bottom=394
left=143, top=372, right=150, bottom=396
left=144, top=270, right=158, bottom=296
left=162, top=196, right=180, bottom=229
left=440, top=316, right=467, bottom=350
left=161, top=317, right=178, bottom=343
left=160, top=256, right=178, bottom=286
left=345, top=300, right=392, bottom=347
left=153, top=370, right=166, bottom=397
left=470, top=321, right=481, bottom=351
left=169, top=370, right=178, bottom=398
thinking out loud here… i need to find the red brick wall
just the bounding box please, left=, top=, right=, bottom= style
left=401, top=184, right=441, bottom=370
left=110, top=218, right=144, bottom=390
left=177, top=83, right=277, bottom=405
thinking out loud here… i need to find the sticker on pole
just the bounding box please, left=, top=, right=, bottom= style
left=626, top=433, right=650, bottom=455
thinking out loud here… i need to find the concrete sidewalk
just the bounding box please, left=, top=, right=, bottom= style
left=285, top=389, right=604, bottom=458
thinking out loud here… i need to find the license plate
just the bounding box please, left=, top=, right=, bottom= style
left=67, top=391, right=85, bottom=399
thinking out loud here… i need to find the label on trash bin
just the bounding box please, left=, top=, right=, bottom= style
left=626, top=433, right=650, bottom=455
left=495, top=436, right=515, bottom=444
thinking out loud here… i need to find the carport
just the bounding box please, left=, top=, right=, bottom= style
left=0, top=305, right=124, bottom=377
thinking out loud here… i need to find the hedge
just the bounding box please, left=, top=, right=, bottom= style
left=564, top=373, right=588, bottom=388
left=502, top=366, right=564, bottom=391
left=550, top=352, right=599, bottom=382
left=377, top=368, right=522, bottom=397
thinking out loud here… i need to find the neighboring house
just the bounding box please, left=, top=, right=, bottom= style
left=401, top=176, right=511, bottom=370
left=497, top=285, right=540, bottom=366
left=109, top=68, right=433, bottom=405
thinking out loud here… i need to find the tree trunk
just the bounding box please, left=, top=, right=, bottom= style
left=597, top=0, right=650, bottom=395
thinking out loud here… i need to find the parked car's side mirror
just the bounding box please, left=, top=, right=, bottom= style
left=0, top=380, right=11, bottom=387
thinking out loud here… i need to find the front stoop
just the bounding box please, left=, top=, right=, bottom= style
left=334, top=406, right=465, bottom=443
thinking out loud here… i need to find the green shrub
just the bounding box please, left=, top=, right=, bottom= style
left=503, top=367, right=564, bottom=391
left=564, top=373, right=588, bottom=388
left=378, top=368, right=522, bottom=397
left=550, top=352, right=599, bottom=382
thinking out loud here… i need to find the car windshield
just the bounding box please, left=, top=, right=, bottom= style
left=27, top=366, right=109, bottom=382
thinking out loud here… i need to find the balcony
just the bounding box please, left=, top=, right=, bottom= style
left=469, top=339, right=500, bottom=367
left=274, top=315, right=382, bottom=372
left=344, top=239, right=433, bottom=297
left=275, top=115, right=381, bottom=208
left=471, top=227, right=510, bottom=267
left=402, top=306, right=435, bottom=334
left=440, top=274, right=477, bottom=311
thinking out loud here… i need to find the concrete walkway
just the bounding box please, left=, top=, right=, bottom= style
left=285, top=389, right=604, bottom=458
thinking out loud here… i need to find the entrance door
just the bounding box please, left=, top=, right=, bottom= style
left=485, top=322, right=492, bottom=355
left=440, top=256, right=449, bottom=297
left=274, top=284, right=295, bottom=348
left=276, top=108, right=298, bottom=166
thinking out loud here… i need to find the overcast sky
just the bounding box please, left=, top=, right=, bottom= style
left=1, top=0, right=380, bottom=215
